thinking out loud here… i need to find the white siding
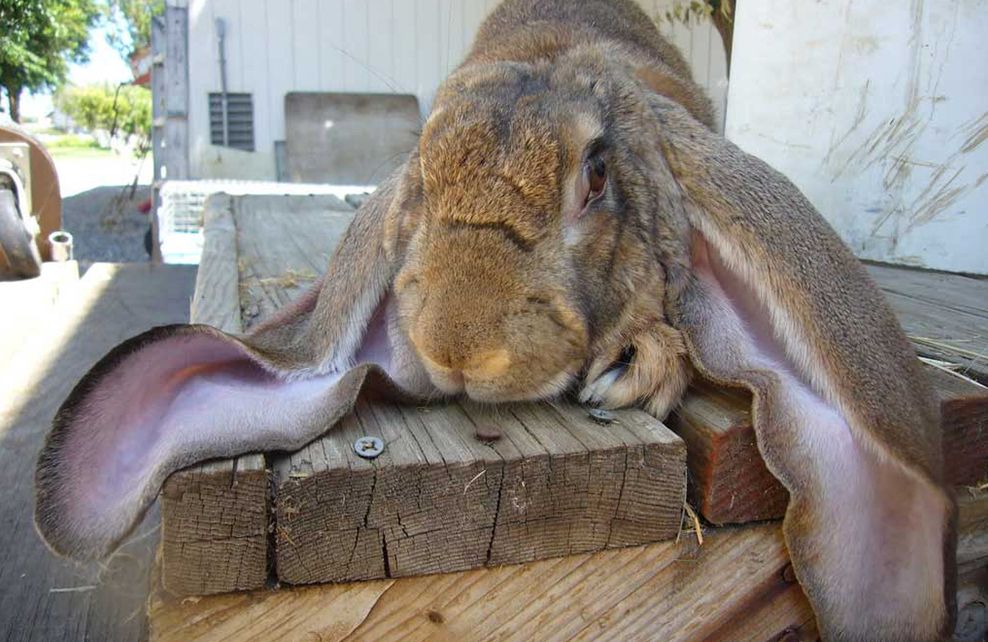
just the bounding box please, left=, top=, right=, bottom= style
left=185, top=0, right=728, bottom=180
left=726, top=0, right=987, bottom=274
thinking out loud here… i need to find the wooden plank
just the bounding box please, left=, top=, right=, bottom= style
left=149, top=524, right=812, bottom=642
left=272, top=400, right=686, bottom=584
left=669, top=381, right=787, bottom=525
left=0, top=263, right=195, bottom=642
left=956, top=487, right=988, bottom=642
left=159, top=196, right=269, bottom=596
left=866, top=263, right=988, bottom=382
left=937, top=368, right=988, bottom=488
left=670, top=365, right=988, bottom=525
left=233, top=193, right=353, bottom=327
left=148, top=483, right=988, bottom=642
left=866, top=263, right=988, bottom=320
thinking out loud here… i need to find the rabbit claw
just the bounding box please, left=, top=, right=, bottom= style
left=579, top=323, right=690, bottom=420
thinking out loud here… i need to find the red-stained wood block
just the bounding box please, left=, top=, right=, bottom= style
left=669, top=366, right=987, bottom=525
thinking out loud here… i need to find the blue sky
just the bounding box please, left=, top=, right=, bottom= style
left=19, top=25, right=133, bottom=119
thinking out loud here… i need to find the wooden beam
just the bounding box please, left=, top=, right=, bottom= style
left=273, top=399, right=686, bottom=584
left=148, top=488, right=988, bottom=642
left=669, top=365, right=988, bottom=525
left=149, top=523, right=815, bottom=642
left=159, top=196, right=269, bottom=595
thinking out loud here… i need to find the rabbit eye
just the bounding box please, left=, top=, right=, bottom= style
left=583, top=154, right=607, bottom=207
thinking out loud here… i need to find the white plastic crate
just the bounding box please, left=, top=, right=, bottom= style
left=156, top=180, right=375, bottom=264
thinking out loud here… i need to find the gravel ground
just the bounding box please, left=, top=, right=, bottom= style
left=60, top=184, right=152, bottom=268
left=49, top=147, right=154, bottom=271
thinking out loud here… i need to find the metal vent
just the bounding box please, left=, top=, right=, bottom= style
left=208, top=93, right=255, bottom=151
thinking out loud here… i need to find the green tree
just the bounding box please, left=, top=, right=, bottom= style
left=103, top=0, right=164, bottom=59
left=55, top=83, right=152, bottom=152
left=0, top=0, right=101, bottom=122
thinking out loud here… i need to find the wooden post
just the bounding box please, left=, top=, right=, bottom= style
left=163, top=4, right=190, bottom=180
left=150, top=4, right=190, bottom=264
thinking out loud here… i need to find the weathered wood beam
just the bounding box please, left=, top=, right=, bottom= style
left=149, top=487, right=988, bottom=642
left=669, top=365, right=988, bottom=525
left=272, top=399, right=686, bottom=584
left=159, top=197, right=269, bottom=595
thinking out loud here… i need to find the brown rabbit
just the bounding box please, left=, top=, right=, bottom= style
left=35, top=1, right=955, bottom=640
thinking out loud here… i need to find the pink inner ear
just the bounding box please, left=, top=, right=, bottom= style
left=42, top=298, right=406, bottom=559
left=688, top=237, right=949, bottom=638
left=62, top=335, right=348, bottom=525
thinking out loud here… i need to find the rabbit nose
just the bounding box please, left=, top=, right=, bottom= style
left=409, top=328, right=512, bottom=382
left=418, top=345, right=513, bottom=380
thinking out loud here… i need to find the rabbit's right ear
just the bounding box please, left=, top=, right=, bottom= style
left=648, top=97, right=955, bottom=641
left=35, top=163, right=434, bottom=561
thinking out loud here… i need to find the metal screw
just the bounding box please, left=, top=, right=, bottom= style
left=587, top=408, right=616, bottom=425
left=354, top=436, right=384, bottom=459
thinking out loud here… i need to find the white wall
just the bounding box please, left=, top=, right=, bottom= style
left=182, top=0, right=728, bottom=180
left=726, top=0, right=987, bottom=275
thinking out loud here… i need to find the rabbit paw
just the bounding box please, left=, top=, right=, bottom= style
left=579, top=323, right=691, bottom=420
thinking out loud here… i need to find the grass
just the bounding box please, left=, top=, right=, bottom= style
left=46, top=135, right=114, bottom=160
left=44, top=133, right=101, bottom=149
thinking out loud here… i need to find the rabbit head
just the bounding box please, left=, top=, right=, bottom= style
left=390, top=45, right=705, bottom=408
left=36, top=1, right=955, bottom=639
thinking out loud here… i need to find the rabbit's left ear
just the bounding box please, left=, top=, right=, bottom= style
left=35, top=171, right=434, bottom=561
left=649, top=97, right=956, bottom=641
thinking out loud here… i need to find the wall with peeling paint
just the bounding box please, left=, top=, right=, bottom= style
left=726, top=0, right=987, bottom=275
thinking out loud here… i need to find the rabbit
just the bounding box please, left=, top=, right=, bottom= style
left=35, top=1, right=955, bottom=640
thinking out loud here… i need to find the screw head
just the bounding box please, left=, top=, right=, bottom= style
left=354, top=436, right=384, bottom=459
left=587, top=408, right=616, bottom=425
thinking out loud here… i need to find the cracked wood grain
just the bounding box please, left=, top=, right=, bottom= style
left=148, top=489, right=988, bottom=642
left=272, top=399, right=686, bottom=584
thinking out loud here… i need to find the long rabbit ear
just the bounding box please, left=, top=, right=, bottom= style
left=35, top=168, right=435, bottom=561
left=649, top=98, right=956, bottom=641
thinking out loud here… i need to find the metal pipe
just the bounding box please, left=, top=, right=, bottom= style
left=215, top=18, right=229, bottom=147
left=48, top=230, right=73, bottom=262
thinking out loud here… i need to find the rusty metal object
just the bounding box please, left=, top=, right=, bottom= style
left=0, top=123, right=62, bottom=266
left=0, top=187, right=41, bottom=277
